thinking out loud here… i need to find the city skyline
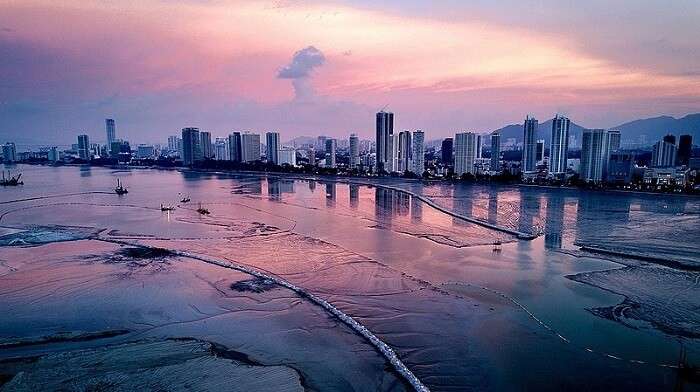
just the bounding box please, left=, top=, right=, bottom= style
left=2, top=1, right=700, bottom=144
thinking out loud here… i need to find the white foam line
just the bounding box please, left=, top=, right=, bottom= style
left=101, top=239, right=430, bottom=392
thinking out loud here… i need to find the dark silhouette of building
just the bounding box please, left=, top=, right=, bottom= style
left=441, top=138, right=453, bottom=167
left=677, top=134, right=692, bottom=166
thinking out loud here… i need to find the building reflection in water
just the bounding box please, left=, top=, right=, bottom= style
left=396, top=192, right=410, bottom=216
left=375, top=187, right=395, bottom=226
left=452, top=184, right=473, bottom=227
left=267, top=178, right=294, bottom=201
left=487, top=187, right=499, bottom=225
left=544, top=193, right=565, bottom=249
left=349, top=184, right=359, bottom=209
left=324, top=182, right=336, bottom=207
left=411, top=195, right=422, bottom=223
left=308, top=180, right=316, bottom=192
left=79, top=166, right=92, bottom=177
left=576, top=193, right=631, bottom=244
left=517, top=189, right=541, bottom=236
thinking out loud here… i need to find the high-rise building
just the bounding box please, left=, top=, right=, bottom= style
left=454, top=132, right=478, bottom=176
left=677, top=134, right=693, bottom=166
left=388, top=132, right=399, bottom=172
left=325, top=138, right=337, bottom=168
left=181, top=127, right=202, bottom=165
left=105, top=119, right=116, bottom=145
left=397, top=130, right=412, bottom=173
left=228, top=132, right=242, bottom=162
left=441, top=138, right=453, bottom=167
left=412, top=130, right=425, bottom=175
left=476, top=135, right=482, bottom=159
left=607, top=130, right=621, bottom=152
left=2, top=142, right=17, bottom=162
left=317, top=136, right=328, bottom=153
left=349, top=134, right=359, bottom=169
left=77, top=134, right=90, bottom=160
left=137, top=144, right=155, bottom=159
left=522, top=116, right=538, bottom=173
left=490, top=133, right=501, bottom=173
left=48, top=146, right=59, bottom=162
left=266, top=131, right=280, bottom=164
left=241, top=133, right=261, bottom=163
left=651, top=136, right=677, bottom=167
left=536, top=139, right=545, bottom=163
left=580, top=129, right=608, bottom=183
left=214, top=137, right=228, bottom=160
left=375, top=111, right=394, bottom=172
left=607, top=152, right=635, bottom=184
left=549, top=115, right=570, bottom=175
left=200, top=131, right=213, bottom=159
left=279, top=147, right=297, bottom=166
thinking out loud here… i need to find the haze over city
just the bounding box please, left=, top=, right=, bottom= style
left=3, top=0, right=700, bottom=144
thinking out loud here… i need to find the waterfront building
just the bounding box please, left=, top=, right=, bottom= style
left=536, top=139, right=545, bottom=163
left=412, top=130, right=425, bottom=175
left=375, top=111, right=394, bottom=172
left=228, top=132, right=242, bottom=162
left=105, top=119, right=116, bottom=145
left=77, top=134, right=90, bottom=160
left=181, top=127, right=202, bottom=165
left=677, top=134, right=693, bottom=166
left=279, top=147, right=297, bottom=166
left=651, top=135, right=677, bottom=167
left=397, top=130, right=412, bottom=173
left=48, top=146, right=59, bottom=162
left=214, top=137, right=228, bottom=160
left=522, top=116, right=538, bottom=173
left=580, top=129, right=608, bottom=183
left=490, top=132, right=501, bottom=173
left=325, top=138, right=337, bottom=168
left=200, top=131, right=213, bottom=159
left=454, top=132, right=478, bottom=176
left=241, top=132, right=261, bottom=163
left=266, top=131, right=280, bottom=164
left=136, top=144, right=155, bottom=159
left=349, top=134, right=359, bottom=169
left=441, top=138, right=453, bottom=167
left=607, top=152, right=635, bottom=185
left=388, top=132, right=399, bottom=172
left=2, top=142, right=17, bottom=162
left=549, top=115, right=570, bottom=176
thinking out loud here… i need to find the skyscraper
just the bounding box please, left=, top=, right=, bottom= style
left=214, top=137, right=228, bottom=160
left=441, top=138, right=453, bottom=167
left=677, top=134, right=693, bottom=166
left=580, top=129, right=608, bottom=183
left=200, top=131, right=213, bottom=159
left=181, top=127, right=202, bottom=165
left=389, top=132, right=399, bottom=172
left=412, top=130, right=425, bottom=175
left=241, top=133, right=261, bottom=163
left=549, top=115, right=570, bottom=176
left=105, top=119, right=116, bottom=145
left=325, top=138, right=336, bottom=168
left=475, top=134, right=482, bottom=159
left=607, top=129, right=621, bottom=152
left=266, top=131, right=280, bottom=164
left=228, top=132, right=242, bottom=162
left=349, top=134, right=359, bottom=169
left=376, top=111, right=394, bottom=172
left=454, top=132, right=478, bottom=176
left=522, top=116, right=538, bottom=173
left=651, top=136, right=677, bottom=167
left=2, top=142, right=17, bottom=163
left=77, top=134, right=90, bottom=160
left=490, top=132, right=501, bottom=173
left=536, top=139, right=545, bottom=163
left=398, top=130, right=412, bottom=173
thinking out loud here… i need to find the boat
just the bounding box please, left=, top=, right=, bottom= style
left=196, top=203, right=210, bottom=215
left=0, top=171, right=23, bottom=186
left=180, top=194, right=191, bottom=203
left=492, top=240, right=502, bottom=252
left=160, top=204, right=175, bottom=211
left=114, top=178, right=128, bottom=195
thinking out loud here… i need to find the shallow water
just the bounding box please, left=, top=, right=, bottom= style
left=0, top=164, right=698, bottom=391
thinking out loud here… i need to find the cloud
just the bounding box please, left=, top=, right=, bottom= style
left=277, top=46, right=326, bottom=101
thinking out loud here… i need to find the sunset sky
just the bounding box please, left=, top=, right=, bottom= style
left=2, top=0, right=700, bottom=144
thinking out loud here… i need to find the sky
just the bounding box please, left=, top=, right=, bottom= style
left=1, top=0, right=700, bottom=145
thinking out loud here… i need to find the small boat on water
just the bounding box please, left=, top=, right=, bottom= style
left=492, top=240, right=502, bottom=252
left=114, top=179, right=128, bottom=195
left=180, top=194, right=191, bottom=203
left=196, top=203, right=210, bottom=215
left=160, top=204, right=176, bottom=211
left=0, top=171, right=23, bottom=186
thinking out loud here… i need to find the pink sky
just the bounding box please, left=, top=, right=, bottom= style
left=1, top=0, right=700, bottom=143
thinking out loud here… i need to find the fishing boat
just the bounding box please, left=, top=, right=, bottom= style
left=180, top=194, right=191, bottom=203
left=492, top=240, right=502, bottom=252
left=0, top=171, right=23, bottom=186
left=114, top=178, right=128, bottom=195
left=160, top=204, right=175, bottom=211
left=196, top=203, right=210, bottom=215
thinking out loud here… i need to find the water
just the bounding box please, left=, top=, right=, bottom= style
left=0, top=164, right=698, bottom=391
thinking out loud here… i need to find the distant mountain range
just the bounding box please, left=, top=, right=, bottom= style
left=490, top=113, right=700, bottom=146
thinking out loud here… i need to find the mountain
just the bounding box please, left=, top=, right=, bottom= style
left=490, top=113, right=700, bottom=146
left=612, top=113, right=700, bottom=143
left=284, top=136, right=317, bottom=147
left=492, top=118, right=586, bottom=145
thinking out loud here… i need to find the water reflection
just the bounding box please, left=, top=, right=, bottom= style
left=452, top=185, right=473, bottom=227
left=518, top=190, right=541, bottom=235
left=411, top=196, right=422, bottom=223
left=79, top=166, right=91, bottom=177
left=324, top=182, right=336, bottom=207
left=267, top=178, right=294, bottom=201
left=487, top=187, right=499, bottom=225
left=308, top=180, right=316, bottom=192
left=349, top=185, right=359, bottom=209
left=544, top=194, right=565, bottom=249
